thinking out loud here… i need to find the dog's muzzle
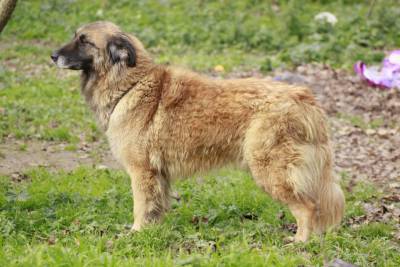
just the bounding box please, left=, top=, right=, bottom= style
left=50, top=51, right=74, bottom=69
left=51, top=52, right=59, bottom=63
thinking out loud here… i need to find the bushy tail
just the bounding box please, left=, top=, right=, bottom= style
left=289, top=144, right=345, bottom=233
left=313, top=179, right=345, bottom=233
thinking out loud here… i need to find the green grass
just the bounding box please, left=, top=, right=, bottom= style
left=0, top=71, right=101, bottom=143
left=1, top=1, right=399, bottom=265
left=336, top=113, right=385, bottom=129
left=1, top=0, right=399, bottom=142
left=0, top=167, right=398, bottom=266
left=3, top=0, right=400, bottom=70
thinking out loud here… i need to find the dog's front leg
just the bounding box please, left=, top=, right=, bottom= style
left=127, top=167, right=171, bottom=231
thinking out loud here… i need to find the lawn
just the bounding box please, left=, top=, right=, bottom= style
left=0, top=1, right=399, bottom=266
left=1, top=168, right=398, bottom=266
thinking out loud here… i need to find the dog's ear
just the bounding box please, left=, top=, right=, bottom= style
left=107, top=35, right=136, bottom=67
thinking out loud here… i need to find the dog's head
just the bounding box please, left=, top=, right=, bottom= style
left=51, top=21, right=138, bottom=71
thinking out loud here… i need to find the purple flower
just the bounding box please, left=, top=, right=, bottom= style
left=354, top=50, right=400, bottom=89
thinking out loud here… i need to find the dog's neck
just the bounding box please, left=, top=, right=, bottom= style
left=80, top=64, right=153, bottom=130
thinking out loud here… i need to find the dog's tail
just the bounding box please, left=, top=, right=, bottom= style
left=290, top=143, right=345, bottom=234
left=288, top=94, right=345, bottom=233
left=313, top=174, right=345, bottom=233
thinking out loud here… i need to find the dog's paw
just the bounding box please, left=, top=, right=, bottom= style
left=122, top=224, right=139, bottom=234
left=130, top=222, right=142, bottom=232
left=283, top=235, right=308, bottom=244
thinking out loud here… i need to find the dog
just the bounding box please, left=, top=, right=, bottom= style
left=51, top=21, right=344, bottom=242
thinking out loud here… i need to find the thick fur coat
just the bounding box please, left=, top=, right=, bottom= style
left=52, top=21, right=345, bottom=242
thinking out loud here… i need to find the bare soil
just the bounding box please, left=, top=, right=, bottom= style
left=0, top=138, right=119, bottom=175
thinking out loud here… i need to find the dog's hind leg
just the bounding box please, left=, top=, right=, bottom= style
left=247, top=154, right=316, bottom=242
left=243, top=110, right=345, bottom=242
left=126, top=167, right=171, bottom=231
left=246, top=154, right=314, bottom=242
left=245, top=141, right=343, bottom=242
left=288, top=202, right=315, bottom=242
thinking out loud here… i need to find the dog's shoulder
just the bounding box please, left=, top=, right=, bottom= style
left=157, top=66, right=209, bottom=107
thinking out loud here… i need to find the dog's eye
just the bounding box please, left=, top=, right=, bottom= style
left=77, top=34, right=96, bottom=48
left=79, top=34, right=87, bottom=44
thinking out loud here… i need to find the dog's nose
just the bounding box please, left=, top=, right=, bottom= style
left=51, top=52, right=59, bottom=63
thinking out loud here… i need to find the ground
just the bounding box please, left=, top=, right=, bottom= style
left=0, top=1, right=399, bottom=266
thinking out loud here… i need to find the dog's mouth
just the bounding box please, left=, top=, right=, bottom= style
left=51, top=53, right=92, bottom=70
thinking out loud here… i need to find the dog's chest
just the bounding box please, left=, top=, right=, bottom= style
left=105, top=98, right=150, bottom=168
left=105, top=103, right=134, bottom=166
left=106, top=129, right=125, bottom=164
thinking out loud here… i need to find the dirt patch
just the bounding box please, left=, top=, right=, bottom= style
left=0, top=138, right=120, bottom=176
left=331, top=118, right=399, bottom=190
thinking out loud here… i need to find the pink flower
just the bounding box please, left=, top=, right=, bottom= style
left=354, top=50, right=400, bottom=89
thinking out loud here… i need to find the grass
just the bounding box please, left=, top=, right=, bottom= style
left=3, top=0, right=400, bottom=70
left=0, top=71, right=100, bottom=143
left=336, top=113, right=385, bottom=129
left=0, top=167, right=399, bottom=266
left=1, top=0, right=400, bottom=142
left=1, top=1, right=399, bottom=266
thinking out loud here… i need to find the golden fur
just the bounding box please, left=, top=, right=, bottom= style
left=53, top=21, right=345, bottom=242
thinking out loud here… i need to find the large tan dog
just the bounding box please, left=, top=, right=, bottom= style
left=51, top=21, right=344, bottom=242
